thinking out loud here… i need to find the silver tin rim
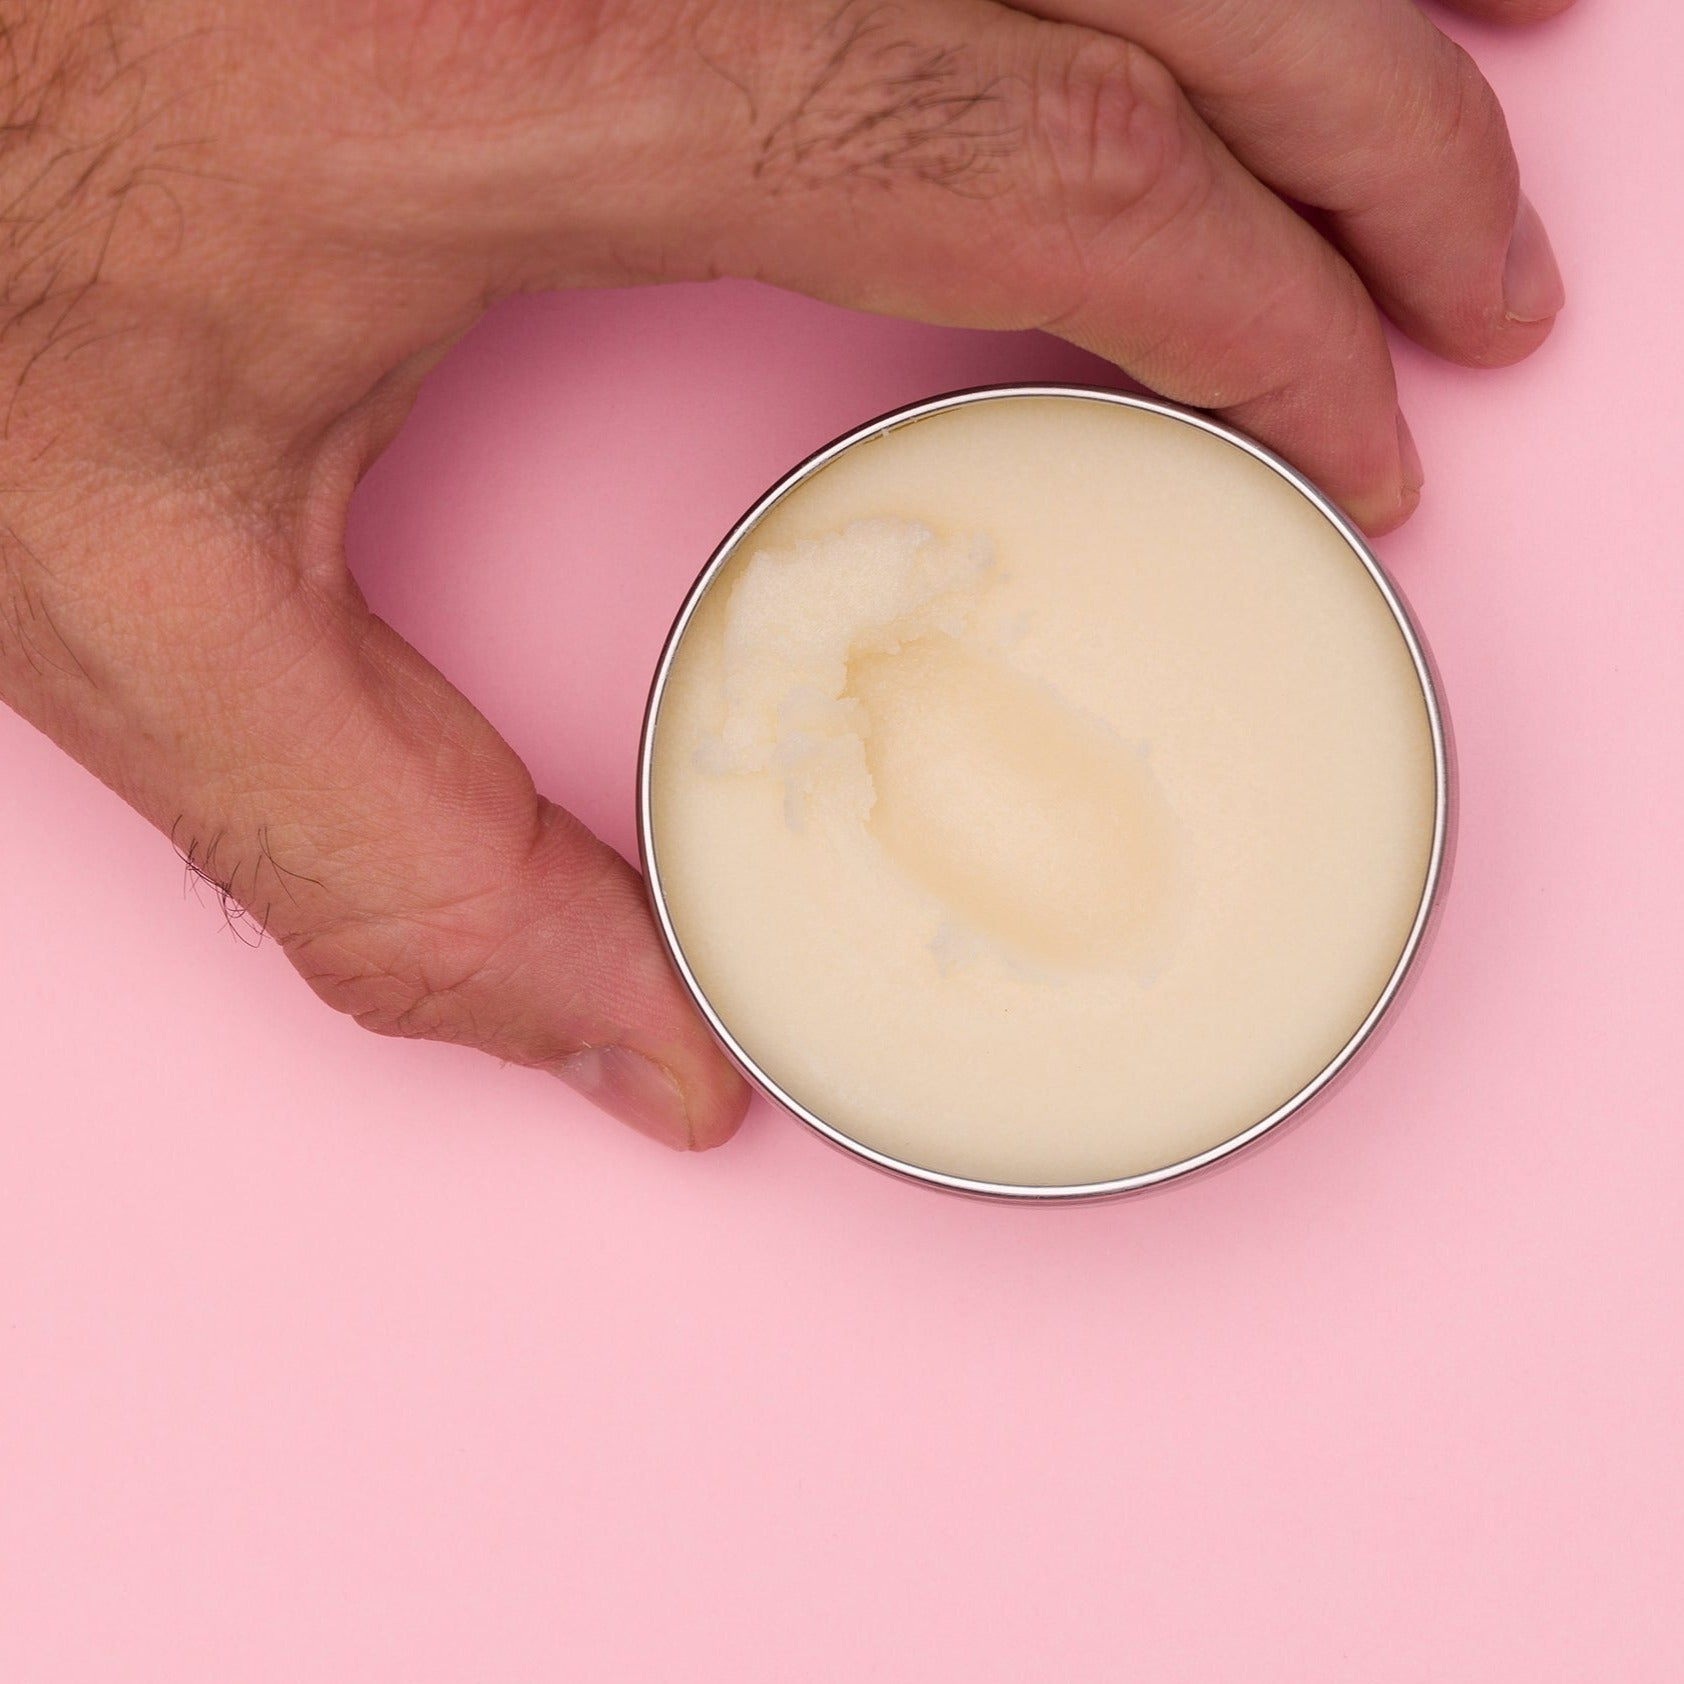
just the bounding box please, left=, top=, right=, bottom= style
left=637, top=385, right=1453, bottom=1203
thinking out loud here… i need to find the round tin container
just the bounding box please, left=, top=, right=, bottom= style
left=638, top=386, right=1453, bottom=1202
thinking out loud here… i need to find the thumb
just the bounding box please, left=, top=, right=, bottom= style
left=7, top=484, right=748, bottom=1150
left=269, top=611, right=747, bottom=1148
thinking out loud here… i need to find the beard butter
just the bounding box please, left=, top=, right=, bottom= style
left=644, top=391, right=1445, bottom=1195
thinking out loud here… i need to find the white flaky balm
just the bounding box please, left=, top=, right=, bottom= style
left=644, top=392, right=1445, bottom=1194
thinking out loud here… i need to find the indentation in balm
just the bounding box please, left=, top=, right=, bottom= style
left=850, top=635, right=1175, bottom=970
left=698, top=517, right=993, bottom=824
left=703, top=517, right=1176, bottom=971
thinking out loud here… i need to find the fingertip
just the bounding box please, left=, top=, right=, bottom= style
left=1344, top=485, right=1415, bottom=538
left=1396, top=411, right=1425, bottom=502
left=1337, top=413, right=1422, bottom=536
left=1481, top=314, right=1560, bottom=368
left=556, top=1044, right=695, bottom=1149
left=551, top=1028, right=749, bottom=1151
left=1387, top=295, right=1558, bottom=372
left=1503, top=193, right=1566, bottom=326
left=1423, top=192, right=1563, bottom=369
left=1355, top=484, right=1422, bottom=539
left=685, top=1062, right=754, bottom=1152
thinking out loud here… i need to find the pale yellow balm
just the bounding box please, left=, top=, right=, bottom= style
left=646, top=393, right=1442, bottom=1191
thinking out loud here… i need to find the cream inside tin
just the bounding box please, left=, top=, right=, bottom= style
left=640, top=389, right=1448, bottom=1198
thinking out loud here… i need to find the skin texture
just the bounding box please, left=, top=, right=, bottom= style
left=0, top=0, right=1570, bottom=1149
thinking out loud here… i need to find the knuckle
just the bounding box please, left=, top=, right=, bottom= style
left=281, top=805, right=625, bottom=1058
left=1018, top=36, right=1216, bottom=329
left=1415, top=39, right=1514, bottom=176
left=1193, top=257, right=1382, bottom=415
left=289, top=905, right=511, bottom=1046
left=1026, top=37, right=1211, bottom=251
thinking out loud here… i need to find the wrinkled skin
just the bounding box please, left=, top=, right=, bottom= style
left=0, top=0, right=1569, bottom=1147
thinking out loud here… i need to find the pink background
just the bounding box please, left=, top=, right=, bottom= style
left=3, top=6, right=1680, bottom=1679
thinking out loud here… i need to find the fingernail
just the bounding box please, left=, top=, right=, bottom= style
left=1503, top=194, right=1566, bottom=324
left=1396, top=410, right=1424, bottom=502
left=555, top=1045, right=693, bottom=1149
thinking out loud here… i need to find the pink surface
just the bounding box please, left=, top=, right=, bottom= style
left=3, top=6, right=1680, bottom=1680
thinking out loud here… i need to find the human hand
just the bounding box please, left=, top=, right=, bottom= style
left=0, top=0, right=1568, bottom=1148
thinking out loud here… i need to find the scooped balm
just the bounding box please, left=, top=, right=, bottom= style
left=642, top=390, right=1447, bottom=1196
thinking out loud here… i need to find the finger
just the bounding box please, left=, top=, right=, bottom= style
left=658, top=1, right=1416, bottom=530
left=0, top=486, right=750, bottom=1151
left=1011, top=0, right=1564, bottom=364
left=261, top=0, right=1412, bottom=526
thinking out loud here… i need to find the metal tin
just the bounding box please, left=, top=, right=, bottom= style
left=637, top=386, right=1454, bottom=1203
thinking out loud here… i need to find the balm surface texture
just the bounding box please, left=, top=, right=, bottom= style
left=650, top=395, right=1438, bottom=1187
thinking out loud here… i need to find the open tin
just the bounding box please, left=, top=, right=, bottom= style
left=637, top=386, right=1453, bottom=1202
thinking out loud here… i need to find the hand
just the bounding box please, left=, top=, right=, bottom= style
left=0, top=0, right=1568, bottom=1148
